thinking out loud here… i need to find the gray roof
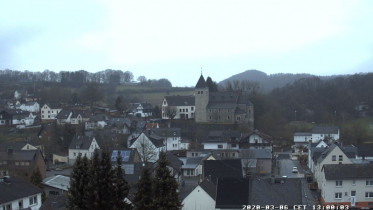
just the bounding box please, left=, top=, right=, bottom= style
left=312, top=126, right=339, bottom=134
left=207, top=91, right=253, bottom=109
left=215, top=177, right=249, bottom=209
left=294, top=132, right=312, bottom=136
left=203, top=159, right=243, bottom=185
left=108, top=118, right=131, bottom=128
left=323, top=164, right=373, bottom=180
left=180, top=157, right=204, bottom=169
left=165, top=152, right=183, bottom=171
left=56, top=109, right=72, bottom=119
left=195, top=75, right=207, bottom=88
left=151, top=128, right=181, bottom=138
left=239, top=149, right=272, bottom=159
left=250, top=178, right=302, bottom=206
left=69, top=136, right=95, bottom=150
left=43, top=175, right=70, bottom=191
left=0, top=140, right=38, bottom=152
left=0, top=176, right=43, bottom=204
left=164, top=95, right=195, bottom=106
left=199, top=179, right=216, bottom=200
left=355, top=143, right=373, bottom=157
left=316, top=143, right=357, bottom=163
left=130, top=132, right=164, bottom=148
left=202, top=130, right=241, bottom=143
left=0, top=149, right=42, bottom=161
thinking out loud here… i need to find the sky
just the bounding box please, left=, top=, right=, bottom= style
left=1, top=0, right=373, bottom=87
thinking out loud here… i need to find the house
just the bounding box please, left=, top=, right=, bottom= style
left=40, top=104, right=62, bottom=120
left=179, top=156, right=204, bottom=177
left=194, top=74, right=254, bottom=126
left=203, top=159, right=243, bottom=184
left=161, top=96, right=195, bottom=120
left=240, top=129, right=272, bottom=150
left=129, top=132, right=166, bottom=163
left=162, top=152, right=183, bottom=184
left=0, top=109, right=35, bottom=127
left=0, top=176, right=43, bottom=210
left=110, top=149, right=142, bottom=173
left=0, top=149, right=46, bottom=179
left=240, top=148, right=272, bottom=176
left=43, top=175, right=70, bottom=196
left=312, top=143, right=354, bottom=189
left=0, top=140, right=40, bottom=153
left=320, top=164, right=373, bottom=208
left=127, top=102, right=153, bottom=117
left=17, top=101, right=40, bottom=113
left=70, top=111, right=90, bottom=125
left=354, top=143, right=373, bottom=162
left=215, top=177, right=250, bottom=209
left=250, top=177, right=303, bottom=206
left=201, top=130, right=241, bottom=151
left=293, top=132, right=312, bottom=148
left=108, top=118, right=131, bottom=134
left=85, top=113, right=108, bottom=130
left=56, top=109, right=73, bottom=125
left=312, top=126, right=340, bottom=142
left=150, top=128, right=184, bottom=151
left=68, top=136, right=100, bottom=165
left=182, top=179, right=216, bottom=210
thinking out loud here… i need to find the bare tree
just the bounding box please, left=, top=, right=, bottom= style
left=135, top=134, right=157, bottom=163
left=165, top=106, right=177, bottom=120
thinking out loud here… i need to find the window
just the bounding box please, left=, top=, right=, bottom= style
left=42, top=111, right=44, bottom=113
left=335, top=192, right=342, bottom=199
left=29, top=196, right=37, bottom=205
left=339, top=155, right=343, bottom=161
left=74, top=152, right=76, bottom=157
left=232, top=152, right=235, bottom=157
left=231, top=144, right=237, bottom=148
left=186, top=108, right=188, bottom=112
left=227, top=116, right=230, bottom=120
left=352, top=180, right=356, bottom=185
left=332, top=155, right=336, bottom=161
left=191, top=107, right=194, bottom=111
left=366, top=192, right=373, bottom=198
left=201, top=91, right=203, bottom=94
left=217, top=145, right=223, bottom=149
left=351, top=191, right=356, bottom=196
left=367, top=180, right=373, bottom=186
left=191, top=170, right=194, bottom=175
left=19, top=200, right=23, bottom=208
left=187, top=170, right=190, bottom=175
left=336, top=180, right=342, bottom=187
left=5, top=204, right=11, bottom=210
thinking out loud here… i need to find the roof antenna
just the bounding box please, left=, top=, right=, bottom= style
left=201, top=67, right=203, bottom=76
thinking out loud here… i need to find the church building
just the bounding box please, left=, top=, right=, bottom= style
left=194, top=74, right=254, bottom=126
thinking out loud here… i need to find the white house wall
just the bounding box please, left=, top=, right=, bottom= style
left=182, top=185, right=215, bottom=210
left=202, top=142, right=228, bottom=150
left=315, top=146, right=352, bottom=189
left=1, top=193, right=42, bottom=210
left=320, top=172, right=373, bottom=206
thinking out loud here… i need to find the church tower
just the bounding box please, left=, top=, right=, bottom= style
left=194, top=74, right=209, bottom=123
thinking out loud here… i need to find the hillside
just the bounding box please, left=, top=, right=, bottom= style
left=219, top=70, right=315, bottom=92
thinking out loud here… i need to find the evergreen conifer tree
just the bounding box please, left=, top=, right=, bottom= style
left=30, top=166, right=45, bottom=201
left=133, top=165, right=153, bottom=209
left=83, top=150, right=101, bottom=209
left=112, top=151, right=131, bottom=210
left=99, top=149, right=116, bottom=209
left=152, top=152, right=182, bottom=210
left=67, top=154, right=90, bottom=209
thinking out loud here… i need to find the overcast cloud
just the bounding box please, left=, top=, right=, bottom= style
left=1, top=0, right=373, bottom=86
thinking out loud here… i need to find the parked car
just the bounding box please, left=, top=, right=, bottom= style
left=292, top=167, right=298, bottom=173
